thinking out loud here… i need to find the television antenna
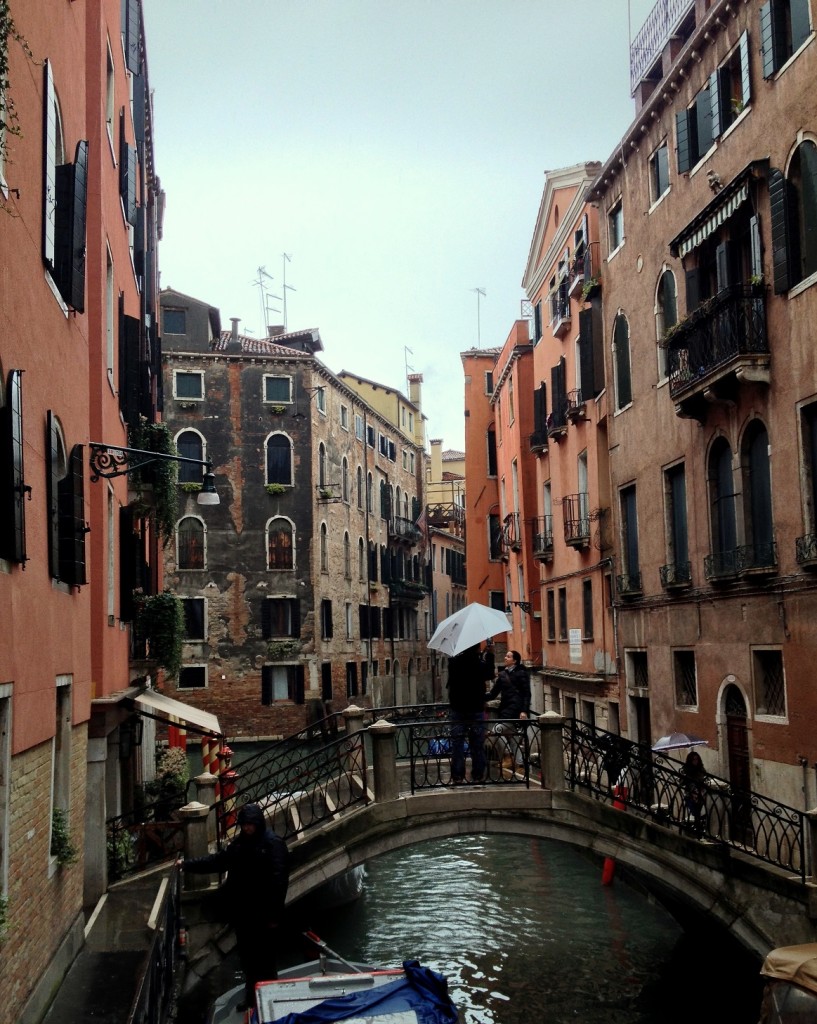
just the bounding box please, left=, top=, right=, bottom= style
left=471, top=287, right=486, bottom=348
left=281, top=253, right=296, bottom=331
left=252, top=266, right=281, bottom=336
left=404, top=346, right=414, bottom=393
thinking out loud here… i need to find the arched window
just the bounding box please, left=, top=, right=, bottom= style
left=790, top=140, right=817, bottom=284
left=343, top=531, right=351, bottom=578
left=342, top=458, right=349, bottom=502
left=655, top=270, right=677, bottom=380
left=266, top=433, right=292, bottom=486
left=741, top=420, right=774, bottom=567
left=358, top=537, right=366, bottom=580
left=267, top=517, right=294, bottom=570
left=356, top=466, right=363, bottom=509
left=176, top=429, right=204, bottom=484
left=613, top=313, right=632, bottom=410
left=366, top=472, right=373, bottom=513
left=320, top=522, right=328, bottom=572
left=708, top=438, right=737, bottom=575
left=318, top=443, right=327, bottom=488
left=177, top=516, right=205, bottom=569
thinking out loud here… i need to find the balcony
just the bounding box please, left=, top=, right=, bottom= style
left=529, top=430, right=549, bottom=455
left=630, top=0, right=695, bottom=94
left=531, top=516, right=554, bottom=563
left=666, top=284, right=769, bottom=422
left=562, top=493, right=590, bottom=549
left=568, top=242, right=600, bottom=300
left=503, top=512, right=522, bottom=552
left=796, top=534, right=817, bottom=570
left=659, top=561, right=691, bottom=590
left=316, top=482, right=341, bottom=503
left=388, top=578, right=429, bottom=601
left=550, top=295, right=572, bottom=340
left=616, top=572, right=643, bottom=598
left=389, top=515, right=422, bottom=545
left=704, top=543, right=777, bottom=583
left=566, top=389, right=587, bottom=424
left=427, top=503, right=465, bottom=537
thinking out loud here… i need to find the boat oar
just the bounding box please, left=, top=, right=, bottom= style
left=303, top=930, right=364, bottom=973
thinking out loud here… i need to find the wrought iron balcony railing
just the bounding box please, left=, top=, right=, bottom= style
left=531, top=516, right=554, bottom=561
left=503, top=512, right=522, bottom=551
left=704, top=543, right=776, bottom=582
left=389, top=515, right=422, bottom=544
left=566, top=389, right=586, bottom=421
left=659, top=561, right=691, bottom=588
left=796, top=533, right=817, bottom=567
left=666, top=284, right=768, bottom=402
left=562, top=493, right=590, bottom=547
left=616, top=571, right=643, bottom=597
left=630, top=0, right=695, bottom=92
left=529, top=429, right=549, bottom=453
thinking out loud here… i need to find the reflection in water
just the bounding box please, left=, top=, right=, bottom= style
left=178, top=833, right=763, bottom=1024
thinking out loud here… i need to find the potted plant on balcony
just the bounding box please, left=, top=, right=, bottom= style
left=134, top=591, right=185, bottom=678
left=581, top=276, right=600, bottom=301
left=128, top=419, right=179, bottom=543
left=265, top=483, right=287, bottom=496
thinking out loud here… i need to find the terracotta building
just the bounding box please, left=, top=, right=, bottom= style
left=0, top=1, right=165, bottom=1020
left=589, top=0, right=817, bottom=806
left=160, top=292, right=433, bottom=736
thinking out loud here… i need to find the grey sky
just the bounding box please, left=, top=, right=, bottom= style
left=143, top=0, right=657, bottom=450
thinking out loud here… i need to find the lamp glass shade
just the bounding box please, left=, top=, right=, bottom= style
left=197, top=472, right=220, bottom=505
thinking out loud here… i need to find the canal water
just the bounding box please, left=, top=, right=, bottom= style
left=177, top=833, right=764, bottom=1024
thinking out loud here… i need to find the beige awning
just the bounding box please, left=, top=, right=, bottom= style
left=132, top=690, right=222, bottom=737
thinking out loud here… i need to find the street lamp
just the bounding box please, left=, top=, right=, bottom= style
left=88, top=443, right=220, bottom=506
left=506, top=600, right=531, bottom=614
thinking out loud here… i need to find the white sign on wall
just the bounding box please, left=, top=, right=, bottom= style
left=569, top=628, right=582, bottom=664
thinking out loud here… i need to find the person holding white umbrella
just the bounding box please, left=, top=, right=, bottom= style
left=447, top=645, right=487, bottom=784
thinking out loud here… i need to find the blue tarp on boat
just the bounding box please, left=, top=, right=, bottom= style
left=269, top=960, right=459, bottom=1024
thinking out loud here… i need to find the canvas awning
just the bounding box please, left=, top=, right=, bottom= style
left=131, top=690, right=222, bottom=738
left=669, top=160, right=767, bottom=259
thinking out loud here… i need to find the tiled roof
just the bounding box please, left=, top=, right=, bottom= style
left=442, top=449, right=465, bottom=460
left=212, top=332, right=313, bottom=357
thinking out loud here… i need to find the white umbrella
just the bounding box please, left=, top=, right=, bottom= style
left=427, top=603, right=510, bottom=657
left=652, top=732, right=709, bottom=752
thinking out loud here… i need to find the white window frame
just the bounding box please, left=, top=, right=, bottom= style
left=173, top=369, right=204, bottom=402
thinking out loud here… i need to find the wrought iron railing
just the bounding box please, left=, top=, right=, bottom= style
left=660, top=561, right=691, bottom=587
left=529, top=429, right=548, bottom=452
left=126, top=863, right=183, bottom=1024
left=390, top=515, right=422, bottom=543
left=796, top=533, right=817, bottom=564
left=704, top=542, right=777, bottom=580
left=630, top=0, right=694, bottom=92
left=666, top=285, right=768, bottom=400
left=107, top=801, right=187, bottom=882
left=564, top=719, right=807, bottom=880
left=503, top=512, right=522, bottom=550
left=531, top=516, right=554, bottom=559
left=562, top=493, right=590, bottom=545
left=566, top=389, right=585, bottom=418
left=616, top=571, right=643, bottom=596
left=704, top=548, right=740, bottom=580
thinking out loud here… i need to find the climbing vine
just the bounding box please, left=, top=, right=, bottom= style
left=0, top=3, right=35, bottom=178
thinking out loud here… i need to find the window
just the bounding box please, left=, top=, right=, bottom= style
left=487, top=427, right=497, bottom=476
left=799, top=402, right=817, bottom=545
left=355, top=414, right=364, bottom=441
left=753, top=648, right=786, bottom=716
left=0, top=689, right=9, bottom=900
left=321, top=598, right=333, bottom=639
left=546, top=590, right=556, bottom=641
left=712, top=34, right=751, bottom=135
left=613, top=313, right=632, bottom=410
left=179, top=666, right=206, bottom=689
left=534, top=300, right=543, bottom=344
left=176, top=429, right=204, bottom=484
left=344, top=532, right=351, bottom=578
left=676, top=82, right=714, bottom=172
left=619, top=485, right=640, bottom=591
left=262, top=598, right=300, bottom=638
left=105, top=40, right=115, bottom=143
left=485, top=370, right=494, bottom=394
left=105, top=246, right=115, bottom=378
left=318, top=443, right=327, bottom=488
left=356, top=467, right=363, bottom=509
left=264, top=375, right=291, bottom=403
left=0, top=370, right=27, bottom=563
left=163, top=307, right=186, bottom=335
left=358, top=537, right=366, bottom=580
left=741, top=420, right=775, bottom=567
left=582, top=579, right=593, bottom=640
left=674, top=650, right=697, bottom=707
left=266, top=433, right=292, bottom=485
left=342, top=458, right=349, bottom=502
left=267, top=518, right=294, bottom=570
left=770, top=141, right=817, bottom=293
left=345, top=602, right=353, bottom=640
left=608, top=199, right=624, bottom=252
left=174, top=370, right=203, bottom=400
left=626, top=650, right=649, bottom=690
left=316, top=387, right=326, bottom=414
left=378, top=433, right=388, bottom=457
left=488, top=513, right=502, bottom=560
left=558, top=587, right=567, bottom=641
left=366, top=425, right=375, bottom=448
left=261, top=664, right=304, bottom=705
left=366, top=472, right=373, bottom=512
left=47, top=413, right=86, bottom=585
left=508, top=378, right=515, bottom=424
left=650, top=142, right=669, bottom=203
left=664, top=463, right=690, bottom=584
left=708, top=438, right=738, bottom=574
left=182, top=598, right=206, bottom=640
left=346, top=662, right=358, bottom=699
left=760, top=0, right=811, bottom=77
left=177, top=516, right=205, bottom=569
left=340, top=405, right=349, bottom=430
left=320, top=523, right=328, bottom=572
left=655, top=269, right=677, bottom=380
left=51, top=678, right=72, bottom=858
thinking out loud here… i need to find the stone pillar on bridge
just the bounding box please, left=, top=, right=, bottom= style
left=369, top=719, right=399, bottom=802
left=193, top=772, right=219, bottom=844
left=538, top=712, right=566, bottom=791
left=178, top=801, right=214, bottom=890
left=343, top=704, right=367, bottom=738
left=806, top=808, right=817, bottom=881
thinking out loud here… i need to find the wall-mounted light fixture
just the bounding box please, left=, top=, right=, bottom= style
left=506, top=601, right=531, bottom=614
left=89, top=443, right=220, bottom=505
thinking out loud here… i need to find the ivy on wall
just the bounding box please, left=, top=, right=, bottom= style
left=0, top=3, right=35, bottom=182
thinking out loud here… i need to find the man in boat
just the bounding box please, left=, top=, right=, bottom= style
left=183, top=802, right=290, bottom=1011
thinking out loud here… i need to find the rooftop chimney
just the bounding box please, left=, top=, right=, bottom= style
left=227, top=318, right=242, bottom=353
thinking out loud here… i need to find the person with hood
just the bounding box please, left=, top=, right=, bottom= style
left=447, top=644, right=487, bottom=783
left=183, top=802, right=290, bottom=1010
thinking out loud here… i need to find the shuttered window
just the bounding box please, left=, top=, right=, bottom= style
left=0, top=370, right=28, bottom=563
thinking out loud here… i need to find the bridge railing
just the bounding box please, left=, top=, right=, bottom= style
left=564, top=719, right=808, bottom=881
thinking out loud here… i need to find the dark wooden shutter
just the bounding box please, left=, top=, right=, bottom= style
left=382, top=607, right=392, bottom=639
left=715, top=240, right=737, bottom=293
left=694, top=86, right=713, bottom=158
left=371, top=606, right=381, bottom=639
left=324, top=600, right=333, bottom=639
left=132, top=73, right=146, bottom=145
left=749, top=215, right=763, bottom=278
left=768, top=168, right=792, bottom=294
left=550, top=359, right=566, bottom=428
left=120, top=314, right=141, bottom=425
left=709, top=70, right=723, bottom=140
left=359, top=605, right=370, bottom=640
left=685, top=267, right=702, bottom=312
left=46, top=412, right=60, bottom=579
left=43, top=60, right=57, bottom=270
left=739, top=32, right=751, bottom=104
left=54, top=141, right=89, bottom=312
left=291, top=598, right=301, bottom=637
left=123, top=0, right=141, bottom=75
left=119, top=506, right=136, bottom=621
left=119, top=115, right=138, bottom=227
left=578, top=309, right=595, bottom=399
left=58, top=444, right=87, bottom=586
left=295, top=665, right=305, bottom=705
left=760, top=0, right=785, bottom=78
left=676, top=109, right=692, bottom=173
left=1, top=370, right=27, bottom=563
left=533, top=381, right=547, bottom=433
left=533, top=300, right=542, bottom=342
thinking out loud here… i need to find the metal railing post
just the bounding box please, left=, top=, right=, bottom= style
left=369, top=719, right=399, bottom=803
left=805, top=808, right=817, bottom=882
left=538, top=712, right=566, bottom=790
left=178, top=801, right=213, bottom=890
left=193, top=772, right=218, bottom=844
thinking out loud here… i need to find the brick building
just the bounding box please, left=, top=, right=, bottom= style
left=160, top=291, right=433, bottom=736
left=587, top=0, right=817, bottom=805
left=0, top=1, right=165, bottom=1020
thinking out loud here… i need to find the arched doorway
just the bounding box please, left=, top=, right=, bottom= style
left=723, top=683, right=752, bottom=843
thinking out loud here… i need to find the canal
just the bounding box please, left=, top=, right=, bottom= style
left=177, top=833, right=764, bottom=1024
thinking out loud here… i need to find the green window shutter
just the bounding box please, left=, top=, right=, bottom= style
left=42, top=60, right=57, bottom=271
left=709, top=70, right=722, bottom=140
left=58, top=445, right=87, bottom=586
left=739, top=32, right=751, bottom=105
left=54, top=140, right=89, bottom=312
left=1, top=370, right=27, bottom=563
left=46, top=412, right=61, bottom=580
left=676, top=108, right=692, bottom=173
left=768, top=168, right=792, bottom=293
left=578, top=309, right=595, bottom=399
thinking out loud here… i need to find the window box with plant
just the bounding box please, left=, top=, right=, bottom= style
left=179, top=481, right=203, bottom=494
left=268, top=405, right=287, bottom=415
left=265, top=483, right=288, bottom=496
left=51, top=807, right=79, bottom=866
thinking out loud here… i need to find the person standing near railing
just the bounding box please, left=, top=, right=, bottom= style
left=681, top=750, right=707, bottom=836
left=487, top=651, right=530, bottom=770
left=447, top=645, right=487, bottom=784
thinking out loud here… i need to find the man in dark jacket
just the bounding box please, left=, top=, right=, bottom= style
left=183, top=802, right=290, bottom=1009
left=447, top=645, right=487, bottom=783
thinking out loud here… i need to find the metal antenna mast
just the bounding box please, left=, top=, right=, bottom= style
left=253, top=266, right=281, bottom=336
left=281, top=253, right=296, bottom=332
left=471, top=287, right=486, bottom=348
left=404, top=346, right=414, bottom=393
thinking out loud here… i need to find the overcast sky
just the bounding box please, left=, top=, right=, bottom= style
left=143, top=0, right=656, bottom=451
